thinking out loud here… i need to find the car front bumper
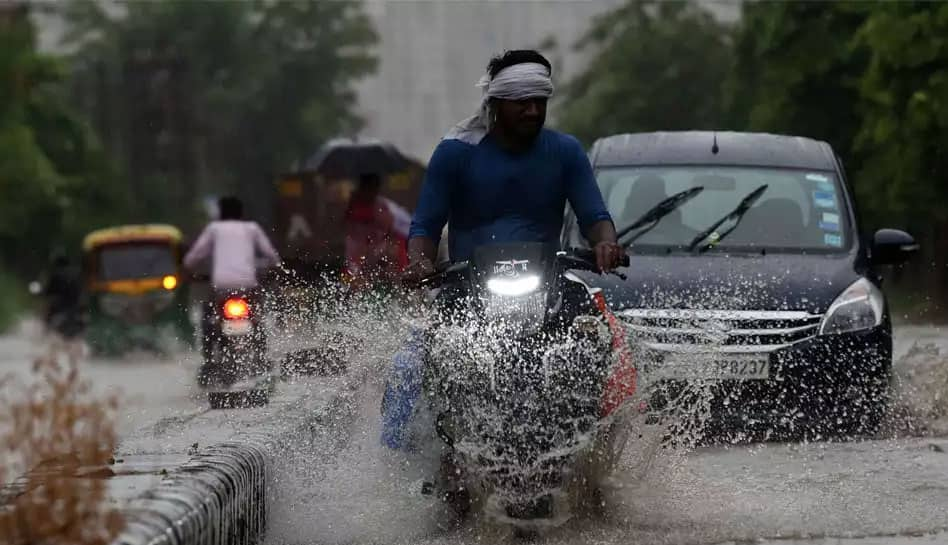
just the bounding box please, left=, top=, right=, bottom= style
left=639, top=324, right=892, bottom=431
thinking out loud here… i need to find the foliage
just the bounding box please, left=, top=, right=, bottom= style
left=0, top=345, right=122, bottom=544
left=723, top=1, right=868, bottom=156
left=0, top=5, right=124, bottom=283
left=59, top=0, right=378, bottom=228
left=558, top=1, right=732, bottom=146
left=852, top=1, right=948, bottom=230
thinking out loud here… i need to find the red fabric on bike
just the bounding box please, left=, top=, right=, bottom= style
left=594, top=290, right=637, bottom=417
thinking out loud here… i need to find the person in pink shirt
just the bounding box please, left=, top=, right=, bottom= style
left=184, top=197, right=280, bottom=378
left=343, top=173, right=411, bottom=291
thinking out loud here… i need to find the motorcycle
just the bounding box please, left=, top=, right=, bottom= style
left=199, top=289, right=273, bottom=409
left=408, top=242, right=636, bottom=527
left=29, top=278, right=87, bottom=341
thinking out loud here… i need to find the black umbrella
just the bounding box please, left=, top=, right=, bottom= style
left=301, top=138, right=413, bottom=179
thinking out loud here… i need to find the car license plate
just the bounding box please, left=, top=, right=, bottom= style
left=222, top=319, right=252, bottom=336
left=650, top=353, right=770, bottom=381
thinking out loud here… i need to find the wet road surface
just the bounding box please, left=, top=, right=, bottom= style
left=263, top=324, right=948, bottom=545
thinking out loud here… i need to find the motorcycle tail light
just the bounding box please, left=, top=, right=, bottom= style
left=223, top=297, right=250, bottom=320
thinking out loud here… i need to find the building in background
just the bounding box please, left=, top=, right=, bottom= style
left=355, top=0, right=740, bottom=163
left=355, top=0, right=619, bottom=162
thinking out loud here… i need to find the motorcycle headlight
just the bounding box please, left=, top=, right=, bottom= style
left=483, top=275, right=544, bottom=335
left=819, top=278, right=884, bottom=335
left=487, top=275, right=540, bottom=296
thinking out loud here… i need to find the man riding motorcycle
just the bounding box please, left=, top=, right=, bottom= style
left=184, top=196, right=281, bottom=386
left=401, top=51, right=621, bottom=283
left=382, top=49, right=623, bottom=460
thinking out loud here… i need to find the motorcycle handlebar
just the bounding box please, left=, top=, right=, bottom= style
left=413, top=249, right=629, bottom=289
left=570, top=247, right=631, bottom=269
left=414, top=261, right=467, bottom=290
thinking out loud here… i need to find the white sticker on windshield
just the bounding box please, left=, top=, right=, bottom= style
left=824, top=234, right=843, bottom=247
left=822, top=212, right=840, bottom=224
left=806, top=173, right=830, bottom=182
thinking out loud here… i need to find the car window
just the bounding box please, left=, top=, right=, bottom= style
left=97, top=244, right=177, bottom=281
left=596, top=166, right=849, bottom=252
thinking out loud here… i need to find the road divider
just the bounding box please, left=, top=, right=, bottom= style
left=110, top=378, right=352, bottom=545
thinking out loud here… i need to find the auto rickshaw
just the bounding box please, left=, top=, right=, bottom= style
left=81, top=224, right=194, bottom=356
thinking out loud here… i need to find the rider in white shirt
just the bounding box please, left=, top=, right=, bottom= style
left=184, top=197, right=280, bottom=377
left=184, top=198, right=280, bottom=289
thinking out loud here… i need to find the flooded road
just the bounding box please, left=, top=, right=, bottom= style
left=263, top=323, right=948, bottom=545
left=0, top=319, right=203, bottom=438
left=4, top=315, right=946, bottom=544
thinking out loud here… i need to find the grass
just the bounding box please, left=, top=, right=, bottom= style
left=0, top=341, right=123, bottom=544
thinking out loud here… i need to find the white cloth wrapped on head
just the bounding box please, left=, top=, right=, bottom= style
left=444, top=62, right=554, bottom=145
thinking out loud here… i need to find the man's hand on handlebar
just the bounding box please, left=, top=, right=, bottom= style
left=593, top=241, right=625, bottom=273
left=401, top=257, right=436, bottom=288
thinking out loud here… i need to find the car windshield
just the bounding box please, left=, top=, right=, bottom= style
left=97, top=243, right=176, bottom=281
left=598, top=166, right=850, bottom=253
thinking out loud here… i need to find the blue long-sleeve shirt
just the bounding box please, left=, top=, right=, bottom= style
left=409, top=129, right=613, bottom=262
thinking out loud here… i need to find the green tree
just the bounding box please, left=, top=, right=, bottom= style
left=558, top=1, right=732, bottom=146
left=59, top=0, right=378, bottom=229
left=0, top=4, right=124, bottom=330
left=852, top=1, right=948, bottom=299
left=0, top=4, right=122, bottom=276
left=724, top=1, right=868, bottom=157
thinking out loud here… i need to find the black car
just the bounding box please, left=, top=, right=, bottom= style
left=563, top=131, right=918, bottom=437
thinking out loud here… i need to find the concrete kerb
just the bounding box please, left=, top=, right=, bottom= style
left=0, top=372, right=361, bottom=545
left=113, top=386, right=356, bottom=545
left=113, top=435, right=266, bottom=545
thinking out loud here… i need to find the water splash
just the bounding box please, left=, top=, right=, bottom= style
left=260, top=275, right=728, bottom=542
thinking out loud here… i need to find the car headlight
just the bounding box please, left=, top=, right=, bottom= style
left=819, top=277, right=884, bottom=335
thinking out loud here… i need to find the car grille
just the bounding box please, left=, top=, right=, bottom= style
left=616, top=309, right=823, bottom=353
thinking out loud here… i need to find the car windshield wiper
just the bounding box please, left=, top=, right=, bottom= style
left=686, top=184, right=769, bottom=254
left=617, top=186, right=705, bottom=248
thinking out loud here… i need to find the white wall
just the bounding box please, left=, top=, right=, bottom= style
left=355, top=0, right=741, bottom=163
left=355, top=0, right=624, bottom=163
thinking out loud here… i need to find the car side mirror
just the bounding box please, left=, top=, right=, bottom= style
left=872, top=228, right=918, bottom=265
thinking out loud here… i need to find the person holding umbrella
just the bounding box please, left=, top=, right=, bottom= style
left=343, top=172, right=412, bottom=291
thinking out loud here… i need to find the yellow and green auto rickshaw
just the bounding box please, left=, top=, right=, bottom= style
left=82, top=224, right=194, bottom=356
